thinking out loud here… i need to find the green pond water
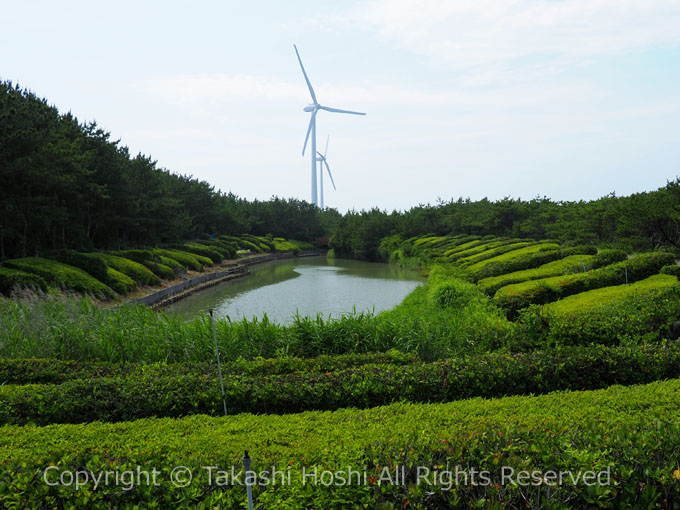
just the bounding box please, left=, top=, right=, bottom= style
left=168, top=256, right=425, bottom=323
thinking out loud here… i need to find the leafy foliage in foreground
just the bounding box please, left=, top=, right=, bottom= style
left=2, top=342, right=680, bottom=425
left=1, top=380, right=680, bottom=508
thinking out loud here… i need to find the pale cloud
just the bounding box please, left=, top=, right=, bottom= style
left=334, top=0, right=680, bottom=70
left=138, top=72, right=600, bottom=111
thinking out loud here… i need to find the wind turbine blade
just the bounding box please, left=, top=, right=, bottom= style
left=318, top=105, right=365, bottom=116
left=302, top=111, right=316, bottom=156
left=293, top=44, right=317, bottom=103
left=324, top=160, right=336, bottom=190
left=324, top=135, right=329, bottom=157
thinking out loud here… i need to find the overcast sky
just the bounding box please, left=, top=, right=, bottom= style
left=3, top=0, right=680, bottom=211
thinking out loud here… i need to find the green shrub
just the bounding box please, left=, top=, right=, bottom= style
left=105, top=267, right=136, bottom=294
left=478, top=254, right=596, bottom=295
left=661, top=264, right=680, bottom=278
left=544, top=273, right=680, bottom=316
left=3, top=343, right=680, bottom=426
left=180, top=243, right=222, bottom=264
left=0, top=267, right=47, bottom=295
left=116, top=249, right=158, bottom=265
left=47, top=249, right=109, bottom=282
left=465, top=242, right=560, bottom=271
left=4, top=258, right=114, bottom=299
left=0, top=351, right=418, bottom=385
left=238, top=239, right=263, bottom=253
left=495, top=252, right=676, bottom=315
left=472, top=245, right=596, bottom=281
left=592, top=249, right=628, bottom=267
left=2, top=379, right=680, bottom=507
left=197, top=240, right=236, bottom=259
left=157, top=255, right=185, bottom=273
left=444, top=239, right=483, bottom=257
left=143, top=261, right=175, bottom=280
left=445, top=240, right=507, bottom=261
left=152, top=249, right=203, bottom=271
left=89, top=253, right=160, bottom=286
left=517, top=277, right=680, bottom=347
left=429, top=277, right=479, bottom=309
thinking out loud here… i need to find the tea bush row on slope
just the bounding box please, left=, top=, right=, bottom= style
left=0, top=267, right=47, bottom=295
left=3, top=257, right=115, bottom=299
left=514, top=276, right=680, bottom=348
left=478, top=254, right=596, bottom=295
left=3, top=341, right=680, bottom=425
left=472, top=245, right=602, bottom=282
left=2, top=379, right=679, bottom=508
left=494, top=252, right=675, bottom=315
left=0, top=235, right=309, bottom=296
left=476, top=248, right=628, bottom=295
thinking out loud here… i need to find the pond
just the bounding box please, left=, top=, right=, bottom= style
left=168, top=256, right=425, bottom=323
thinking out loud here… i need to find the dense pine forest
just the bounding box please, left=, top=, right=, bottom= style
left=0, top=82, right=339, bottom=260
left=1, top=81, right=678, bottom=263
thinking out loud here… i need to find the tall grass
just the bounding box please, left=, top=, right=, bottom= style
left=0, top=267, right=516, bottom=363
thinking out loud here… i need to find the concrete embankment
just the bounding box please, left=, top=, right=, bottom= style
left=128, top=250, right=325, bottom=309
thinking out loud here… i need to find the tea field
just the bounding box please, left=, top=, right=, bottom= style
left=1, top=233, right=680, bottom=508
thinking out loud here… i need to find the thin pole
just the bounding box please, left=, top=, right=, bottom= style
left=319, top=156, right=324, bottom=209
left=311, top=114, right=317, bottom=206
left=210, top=309, right=227, bottom=416
left=243, top=451, right=254, bottom=510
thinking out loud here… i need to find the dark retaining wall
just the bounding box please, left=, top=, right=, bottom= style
left=127, top=250, right=326, bottom=308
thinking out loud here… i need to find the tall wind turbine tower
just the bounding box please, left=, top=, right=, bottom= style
left=294, top=44, right=365, bottom=207
left=317, top=135, right=336, bottom=209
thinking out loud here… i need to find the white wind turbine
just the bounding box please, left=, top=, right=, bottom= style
left=294, top=44, right=365, bottom=207
left=316, top=135, right=336, bottom=209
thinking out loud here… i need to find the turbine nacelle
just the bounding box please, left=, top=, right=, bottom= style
left=303, top=104, right=317, bottom=112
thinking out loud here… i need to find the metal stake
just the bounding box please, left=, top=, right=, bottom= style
left=210, top=309, right=227, bottom=416
left=243, top=450, right=254, bottom=510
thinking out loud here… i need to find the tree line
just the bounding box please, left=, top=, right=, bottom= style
left=330, top=182, right=680, bottom=260
left=0, top=82, right=339, bottom=260
left=2, top=80, right=678, bottom=263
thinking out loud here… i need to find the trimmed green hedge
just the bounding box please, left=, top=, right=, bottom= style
left=661, top=264, right=680, bottom=278
left=0, top=351, right=418, bottom=385
left=157, top=254, right=184, bottom=273
left=516, top=277, right=680, bottom=348
left=47, top=249, right=109, bottom=283
left=592, top=248, right=628, bottom=267
left=478, top=254, right=596, bottom=295
left=182, top=243, right=222, bottom=264
left=3, top=342, right=680, bottom=426
left=0, top=266, right=47, bottom=295
left=90, top=253, right=160, bottom=286
left=2, top=379, right=680, bottom=507
left=472, top=245, right=597, bottom=281
left=494, top=252, right=675, bottom=315
left=465, top=242, right=559, bottom=271
left=144, top=261, right=175, bottom=279
left=105, top=267, right=136, bottom=294
left=3, top=258, right=114, bottom=299
left=152, top=249, right=202, bottom=271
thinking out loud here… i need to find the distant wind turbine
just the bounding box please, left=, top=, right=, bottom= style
left=294, top=44, right=365, bottom=207
left=316, top=135, right=336, bottom=209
